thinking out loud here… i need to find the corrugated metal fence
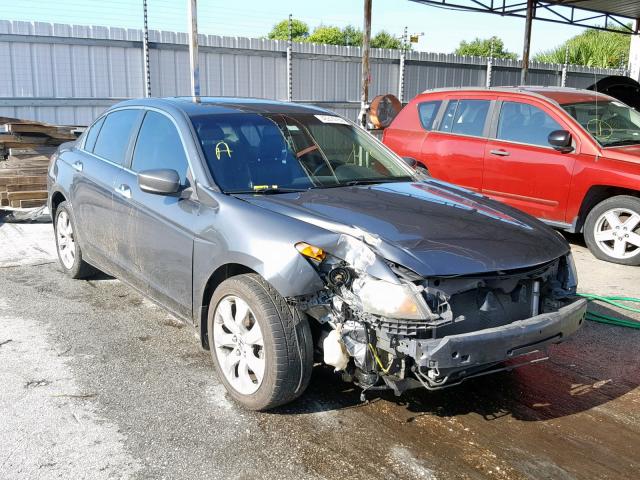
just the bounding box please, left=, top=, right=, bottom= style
left=0, top=20, right=622, bottom=125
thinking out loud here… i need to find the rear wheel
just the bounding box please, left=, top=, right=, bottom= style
left=54, top=201, right=96, bottom=278
left=207, top=274, right=313, bottom=410
left=584, top=195, right=640, bottom=266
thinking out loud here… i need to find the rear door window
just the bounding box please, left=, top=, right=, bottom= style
left=497, top=101, right=563, bottom=147
left=438, top=99, right=490, bottom=137
left=131, top=111, right=190, bottom=184
left=93, top=109, right=141, bottom=165
left=417, top=101, right=442, bottom=130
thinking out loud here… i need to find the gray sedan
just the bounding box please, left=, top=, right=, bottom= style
left=48, top=97, right=587, bottom=410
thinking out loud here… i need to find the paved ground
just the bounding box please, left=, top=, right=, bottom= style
left=0, top=222, right=639, bottom=480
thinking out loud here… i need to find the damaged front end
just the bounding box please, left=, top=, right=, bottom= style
left=293, top=235, right=587, bottom=396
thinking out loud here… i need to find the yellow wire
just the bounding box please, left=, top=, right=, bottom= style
left=368, top=343, right=392, bottom=374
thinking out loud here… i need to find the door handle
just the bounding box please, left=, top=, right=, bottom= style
left=72, top=161, right=83, bottom=172
left=116, top=184, right=132, bottom=199
left=490, top=149, right=510, bottom=157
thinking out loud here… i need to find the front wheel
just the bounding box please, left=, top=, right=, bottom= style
left=584, top=195, right=640, bottom=266
left=207, top=274, right=313, bottom=410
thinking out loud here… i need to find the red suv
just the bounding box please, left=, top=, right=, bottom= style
left=383, top=87, right=640, bottom=265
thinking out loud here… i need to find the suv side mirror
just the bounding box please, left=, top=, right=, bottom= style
left=548, top=130, right=574, bottom=153
left=400, top=156, right=418, bottom=168
left=138, top=169, right=181, bottom=195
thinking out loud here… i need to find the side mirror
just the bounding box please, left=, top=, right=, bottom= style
left=400, top=156, right=418, bottom=168
left=138, top=169, right=181, bottom=195
left=548, top=130, right=574, bottom=153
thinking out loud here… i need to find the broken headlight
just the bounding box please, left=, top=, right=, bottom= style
left=351, top=274, right=433, bottom=320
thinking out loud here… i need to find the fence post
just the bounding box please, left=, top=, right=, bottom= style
left=287, top=14, right=293, bottom=102
left=560, top=45, right=569, bottom=87
left=142, top=0, right=151, bottom=97
left=398, top=26, right=407, bottom=102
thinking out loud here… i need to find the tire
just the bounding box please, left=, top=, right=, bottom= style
left=207, top=274, right=313, bottom=410
left=584, top=195, right=640, bottom=266
left=416, top=164, right=430, bottom=177
left=54, top=201, right=96, bottom=278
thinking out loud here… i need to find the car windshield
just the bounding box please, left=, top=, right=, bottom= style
left=190, top=112, right=414, bottom=193
left=562, top=100, right=640, bottom=147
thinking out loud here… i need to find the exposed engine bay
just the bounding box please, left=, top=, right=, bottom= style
left=292, top=234, right=587, bottom=397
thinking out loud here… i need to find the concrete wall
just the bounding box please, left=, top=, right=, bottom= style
left=0, top=20, right=622, bottom=125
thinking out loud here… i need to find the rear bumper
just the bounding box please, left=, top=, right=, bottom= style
left=405, top=298, right=587, bottom=372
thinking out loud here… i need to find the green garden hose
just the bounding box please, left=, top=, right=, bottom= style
left=577, top=293, right=640, bottom=329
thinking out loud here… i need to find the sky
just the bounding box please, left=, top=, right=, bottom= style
left=2, top=0, right=607, bottom=57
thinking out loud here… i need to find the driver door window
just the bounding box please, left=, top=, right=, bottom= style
left=132, top=111, right=190, bottom=184
left=496, top=102, right=563, bottom=147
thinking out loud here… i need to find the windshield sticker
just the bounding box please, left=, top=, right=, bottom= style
left=215, top=141, right=233, bottom=160
left=314, top=114, right=350, bottom=125
left=286, top=125, right=300, bottom=131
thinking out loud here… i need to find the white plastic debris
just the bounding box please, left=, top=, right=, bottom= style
left=323, top=329, right=349, bottom=371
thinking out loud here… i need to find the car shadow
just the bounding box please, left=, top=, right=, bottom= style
left=277, top=304, right=640, bottom=422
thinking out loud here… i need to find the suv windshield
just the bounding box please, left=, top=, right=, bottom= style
left=562, top=100, right=640, bottom=147
left=191, top=112, right=414, bottom=193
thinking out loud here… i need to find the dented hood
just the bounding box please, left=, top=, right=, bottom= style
left=237, top=180, right=569, bottom=276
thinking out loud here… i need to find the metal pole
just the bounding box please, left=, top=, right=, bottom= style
left=142, top=0, right=151, bottom=97
left=398, top=26, right=407, bottom=102
left=520, top=0, right=534, bottom=86
left=561, top=44, right=569, bottom=87
left=486, top=38, right=494, bottom=87
left=360, top=0, right=372, bottom=128
left=287, top=14, right=293, bottom=102
left=187, top=0, right=200, bottom=98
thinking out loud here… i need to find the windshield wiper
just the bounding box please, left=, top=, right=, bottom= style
left=604, top=139, right=640, bottom=147
left=343, top=176, right=413, bottom=186
left=226, top=186, right=310, bottom=195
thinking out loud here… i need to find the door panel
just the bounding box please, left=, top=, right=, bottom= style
left=482, top=99, right=576, bottom=221
left=420, top=98, right=493, bottom=191
left=111, top=110, right=196, bottom=318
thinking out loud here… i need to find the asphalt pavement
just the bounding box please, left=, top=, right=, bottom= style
left=0, top=222, right=639, bottom=480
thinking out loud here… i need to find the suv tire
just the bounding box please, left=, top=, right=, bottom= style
left=584, top=195, right=640, bottom=266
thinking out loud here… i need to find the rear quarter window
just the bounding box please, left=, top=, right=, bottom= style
left=417, top=101, right=442, bottom=131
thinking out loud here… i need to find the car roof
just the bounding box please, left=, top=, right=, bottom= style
left=110, top=96, right=334, bottom=117
left=418, top=86, right=614, bottom=105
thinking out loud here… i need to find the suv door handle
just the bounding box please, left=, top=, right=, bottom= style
left=116, top=184, right=132, bottom=199
left=72, top=161, right=83, bottom=172
left=490, top=149, right=510, bottom=157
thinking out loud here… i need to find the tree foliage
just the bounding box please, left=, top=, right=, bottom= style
left=267, top=19, right=406, bottom=49
left=307, top=26, right=346, bottom=45
left=267, top=18, right=309, bottom=41
left=455, top=36, right=517, bottom=59
left=371, top=31, right=403, bottom=49
left=533, top=28, right=630, bottom=68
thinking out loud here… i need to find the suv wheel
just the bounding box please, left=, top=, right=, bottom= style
left=54, top=201, right=96, bottom=278
left=584, top=195, right=640, bottom=265
left=207, top=274, right=313, bottom=410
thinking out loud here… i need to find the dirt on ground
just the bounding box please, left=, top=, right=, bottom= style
left=0, top=223, right=638, bottom=480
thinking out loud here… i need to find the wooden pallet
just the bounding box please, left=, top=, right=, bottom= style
left=0, top=116, right=80, bottom=210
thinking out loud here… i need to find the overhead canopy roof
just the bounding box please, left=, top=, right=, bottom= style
left=410, top=1, right=640, bottom=33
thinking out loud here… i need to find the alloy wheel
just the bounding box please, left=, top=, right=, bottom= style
left=213, top=295, right=265, bottom=395
left=56, top=210, right=76, bottom=269
left=593, top=208, right=640, bottom=260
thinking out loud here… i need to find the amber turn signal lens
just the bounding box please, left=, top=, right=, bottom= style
left=295, top=242, right=326, bottom=261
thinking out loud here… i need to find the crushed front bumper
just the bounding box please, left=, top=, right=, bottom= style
left=399, top=298, right=587, bottom=381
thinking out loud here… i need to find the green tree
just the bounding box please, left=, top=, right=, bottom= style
left=534, top=28, right=630, bottom=68
left=342, top=25, right=363, bottom=46
left=267, top=18, right=309, bottom=41
left=307, top=25, right=346, bottom=45
left=455, top=36, right=517, bottom=59
left=370, top=30, right=403, bottom=49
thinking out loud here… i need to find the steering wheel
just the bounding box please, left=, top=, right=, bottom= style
left=587, top=118, right=613, bottom=140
